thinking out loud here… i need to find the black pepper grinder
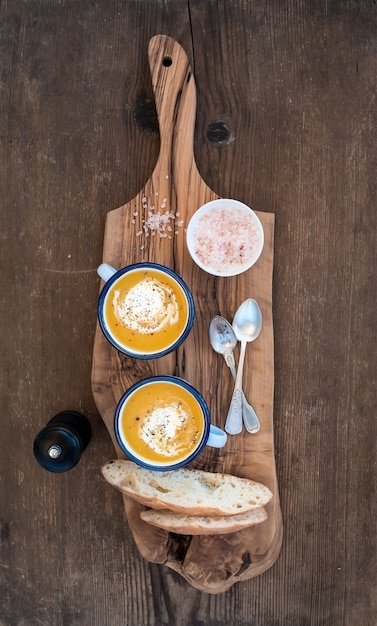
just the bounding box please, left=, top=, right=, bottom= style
left=33, top=410, right=92, bottom=473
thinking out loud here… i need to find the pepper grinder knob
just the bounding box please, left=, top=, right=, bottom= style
left=33, top=411, right=92, bottom=473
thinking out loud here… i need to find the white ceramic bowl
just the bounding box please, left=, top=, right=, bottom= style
left=186, top=199, right=264, bottom=277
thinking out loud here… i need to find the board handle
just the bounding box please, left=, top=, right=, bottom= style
left=148, top=35, right=197, bottom=181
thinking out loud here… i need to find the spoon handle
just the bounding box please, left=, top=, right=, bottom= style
left=242, top=399, right=261, bottom=434
left=225, top=389, right=243, bottom=434
left=225, top=340, right=247, bottom=434
left=224, top=352, right=260, bottom=433
left=224, top=351, right=237, bottom=378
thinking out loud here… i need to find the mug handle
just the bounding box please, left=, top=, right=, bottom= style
left=206, top=425, right=227, bottom=448
left=97, top=263, right=117, bottom=282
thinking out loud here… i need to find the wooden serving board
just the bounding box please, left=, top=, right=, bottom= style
left=91, top=35, right=282, bottom=594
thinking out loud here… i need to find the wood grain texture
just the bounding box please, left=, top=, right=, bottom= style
left=92, top=35, right=282, bottom=593
left=1, top=0, right=376, bottom=624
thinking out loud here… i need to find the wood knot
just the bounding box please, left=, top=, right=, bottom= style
left=134, top=88, right=159, bottom=133
left=207, top=121, right=234, bottom=144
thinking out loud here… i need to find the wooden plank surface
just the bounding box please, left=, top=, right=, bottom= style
left=1, top=0, right=376, bottom=623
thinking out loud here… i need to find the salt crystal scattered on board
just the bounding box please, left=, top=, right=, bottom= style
left=132, top=194, right=185, bottom=240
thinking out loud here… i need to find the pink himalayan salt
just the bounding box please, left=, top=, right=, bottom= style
left=193, top=207, right=261, bottom=273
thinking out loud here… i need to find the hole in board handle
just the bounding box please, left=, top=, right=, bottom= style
left=162, top=56, right=172, bottom=67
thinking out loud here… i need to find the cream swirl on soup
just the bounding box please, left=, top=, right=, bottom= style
left=112, top=277, right=179, bottom=334
left=139, top=404, right=199, bottom=457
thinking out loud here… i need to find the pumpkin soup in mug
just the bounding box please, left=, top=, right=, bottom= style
left=114, top=376, right=227, bottom=470
left=97, top=263, right=195, bottom=359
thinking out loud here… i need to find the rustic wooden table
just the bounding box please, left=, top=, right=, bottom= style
left=1, top=1, right=376, bottom=625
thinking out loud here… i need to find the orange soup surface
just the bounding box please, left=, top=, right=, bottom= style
left=120, top=381, right=205, bottom=464
left=104, top=268, right=189, bottom=353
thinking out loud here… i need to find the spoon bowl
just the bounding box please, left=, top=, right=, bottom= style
left=209, top=316, right=237, bottom=358
left=232, top=298, right=262, bottom=343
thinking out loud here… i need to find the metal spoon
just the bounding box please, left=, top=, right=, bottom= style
left=225, top=299, right=262, bottom=435
left=209, top=316, right=260, bottom=434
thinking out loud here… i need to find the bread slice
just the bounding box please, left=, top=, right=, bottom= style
left=140, top=506, right=268, bottom=535
left=101, top=460, right=273, bottom=516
